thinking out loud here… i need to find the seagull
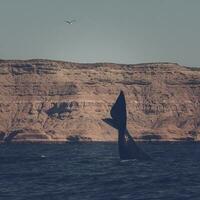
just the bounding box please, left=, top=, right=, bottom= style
left=64, top=19, right=76, bottom=24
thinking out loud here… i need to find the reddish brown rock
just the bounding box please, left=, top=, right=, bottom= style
left=0, top=59, right=200, bottom=142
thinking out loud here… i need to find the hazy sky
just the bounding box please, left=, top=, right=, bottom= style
left=0, top=0, right=200, bottom=66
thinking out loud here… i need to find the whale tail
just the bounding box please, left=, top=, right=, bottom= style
left=104, top=90, right=151, bottom=161
left=110, top=91, right=127, bottom=131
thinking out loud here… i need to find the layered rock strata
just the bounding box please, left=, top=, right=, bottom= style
left=0, top=59, right=200, bottom=142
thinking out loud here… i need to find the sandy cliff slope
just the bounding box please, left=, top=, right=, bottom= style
left=0, top=59, right=200, bottom=142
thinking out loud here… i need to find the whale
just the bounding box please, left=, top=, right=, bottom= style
left=104, top=91, right=151, bottom=161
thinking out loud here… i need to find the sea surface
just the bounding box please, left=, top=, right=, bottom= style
left=0, top=142, right=200, bottom=200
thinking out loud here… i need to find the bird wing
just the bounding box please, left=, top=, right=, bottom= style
left=64, top=19, right=76, bottom=24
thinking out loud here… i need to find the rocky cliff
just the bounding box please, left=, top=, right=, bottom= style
left=0, top=59, right=200, bottom=142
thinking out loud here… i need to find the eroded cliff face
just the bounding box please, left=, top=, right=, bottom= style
left=0, top=59, right=200, bottom=142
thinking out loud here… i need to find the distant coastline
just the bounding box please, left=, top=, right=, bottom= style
left=0, top=59, right=200, bottom=143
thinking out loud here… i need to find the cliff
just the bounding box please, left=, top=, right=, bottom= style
left=0, top=59, right=200, bottom=142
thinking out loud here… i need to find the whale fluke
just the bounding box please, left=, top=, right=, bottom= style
left=105, top=91, right=151, bottom=161
left=110, top=91, right=127, bottom=131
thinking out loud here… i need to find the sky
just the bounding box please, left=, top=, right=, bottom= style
left=0, top=0, right=200, bottom=66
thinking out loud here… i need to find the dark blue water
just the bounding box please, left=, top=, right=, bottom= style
left=0, top=142, right=200, bottom=200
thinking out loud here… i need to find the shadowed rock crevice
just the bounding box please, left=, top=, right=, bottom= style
left=4, top=130, right=22, bottom=143
left=66, top=135, right=92, bottom=142
left=139, top=133, right=162, bottom=141
left=0, top=131, right=5, bottom=141
left=46, top=102, right=78, bottom=119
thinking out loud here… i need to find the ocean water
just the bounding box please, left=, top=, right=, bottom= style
left=0, top=142, right=200, bottom=200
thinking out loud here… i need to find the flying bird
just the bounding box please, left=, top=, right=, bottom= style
left=64, top=19, right=76, bottom=24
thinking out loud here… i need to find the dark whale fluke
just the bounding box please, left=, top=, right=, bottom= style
left=105, top=91, right=151, bottom=161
